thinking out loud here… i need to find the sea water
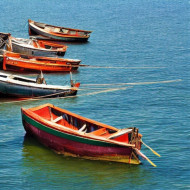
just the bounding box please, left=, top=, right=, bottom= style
left=0, top=0, right=189, bottom=189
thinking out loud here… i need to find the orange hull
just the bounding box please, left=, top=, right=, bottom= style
left=2, top=51, right=80, bottom=72
left=34, top=40, right=67, bottom=51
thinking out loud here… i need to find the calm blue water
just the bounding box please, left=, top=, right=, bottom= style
left=0, top=0, right=189, bottom=189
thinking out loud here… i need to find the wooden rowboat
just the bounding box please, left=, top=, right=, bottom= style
left=21, top=103, right=144, bottom=165
left=0, top=32, right=67, bottom=57
left=28, top=19, right=92, bottom=42
left=1, top=51, right=81, bottom=72
left=9, top=36, right=67, bottom=57
left=0, top=72, right=80, bottom=98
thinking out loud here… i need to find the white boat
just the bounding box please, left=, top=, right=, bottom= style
left=0, top=72, right=80, bottom=98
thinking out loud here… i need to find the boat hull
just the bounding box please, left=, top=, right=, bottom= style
left=0, top=80, right=77, bottom=98
left=11, top=42, right=65, bottom=57
left=29, top=22, right=90, bottom=42
left=22, top=111, right=140, bottom=164
left=3, top=56, right=79, bottom=72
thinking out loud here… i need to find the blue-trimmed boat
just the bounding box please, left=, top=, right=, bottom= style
left=0, top=72, right=80, bottom=98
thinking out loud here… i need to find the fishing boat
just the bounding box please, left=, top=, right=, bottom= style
left=1, top=50, right=81, bottom=72
left=0, top=32, right=67, bottom=57
left=9, top=36, right=67, bottom=57
left=28, top=19, right=92, bottom=42
left=0, top=72, right=80, bottom=98
left=21, top=103, right=159, bottom=166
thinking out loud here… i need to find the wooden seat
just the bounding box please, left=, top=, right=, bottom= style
left=108, top=128, right=133, bottom=139
left=90, top=128, right=107, bottom=136
left=51, top=115, right=77, bottom=131
left=79, top=124, right=86, bottom=132
left=59, top=119, right=78, bottom=130
left=52, top=116, right=62, bottom=123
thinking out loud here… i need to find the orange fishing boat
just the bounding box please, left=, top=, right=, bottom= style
left=1, top=51, right=81, bottom=72
left=21, top=104, right=159, bottom=166
left=28, top=19, right=92, bottom=42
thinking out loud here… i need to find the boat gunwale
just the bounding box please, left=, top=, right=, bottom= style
left=29, top=19, right=92, bottom=34
left=0, top=76, right=75, bottom=91
left=5, top=56, right=81, bottom=66
left=3, top=60, right=78, bottom=72
left=29, top=23, right=89, bottom=39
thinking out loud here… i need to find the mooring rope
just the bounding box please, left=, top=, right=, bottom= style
left=0, top=89, right=76, bottom=104
left=0, top=78, right=182, bottom=104
left=81, top=79, right=182, bottom=87
left=73, top=64, right=165, bottom=69
left=0, top=86, right=129, bottom=104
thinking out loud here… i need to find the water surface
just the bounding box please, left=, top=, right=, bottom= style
left=0, top=0, right=189, bottom=189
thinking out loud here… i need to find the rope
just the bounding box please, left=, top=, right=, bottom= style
left=78, top=87, right=125, bottom=90
left=81, top=79, right=182, bottom=87
left=0, top=86, right=129, bottom=104
left=73, top=64, right=165, bottom=69
left=0, top=78, right=182, bottom=104
left=0, top=89, right=77, bottom=104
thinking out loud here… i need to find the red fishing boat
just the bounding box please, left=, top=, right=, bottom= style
left=28, top=19, right=92, bottom=42
left=1, top=51, right=81, bottom=72
left=21, top=104, right=159, bottom=166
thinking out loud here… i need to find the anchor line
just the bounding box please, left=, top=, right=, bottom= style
left=72, top=64, right=165, bottom=69
left=0, top=86, right=130, bottom=104
left=81, top=79, right=182, bottom=87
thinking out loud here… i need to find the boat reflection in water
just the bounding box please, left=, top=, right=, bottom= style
left=22, top=134, right=149, bottom=189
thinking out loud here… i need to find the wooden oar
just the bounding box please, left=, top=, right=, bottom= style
left=134, top=148, right=157, bottom=167
left=141, top=140, right=161, bottom=157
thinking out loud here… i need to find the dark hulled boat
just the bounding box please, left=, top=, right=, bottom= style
left=28, top=19, right=92, bottom=42
left=0, top=72, right=80, bottom=98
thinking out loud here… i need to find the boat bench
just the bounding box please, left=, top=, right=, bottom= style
left=52, top=116, right=62, bottom=123
left=52, top=116, right=78, bottom=130
left=108, top=128, right=133, bottom=139
left=90, top=128, right=108, bottom=136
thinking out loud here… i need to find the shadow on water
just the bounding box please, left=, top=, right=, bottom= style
left=22, top=134, right=153, bottom=189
